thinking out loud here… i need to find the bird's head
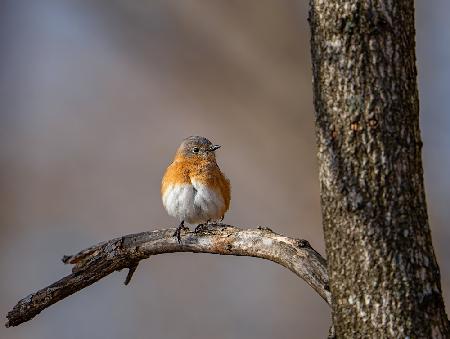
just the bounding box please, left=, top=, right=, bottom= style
left=175, top=136, right=221, bottom=162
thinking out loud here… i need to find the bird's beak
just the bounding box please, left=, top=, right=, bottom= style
left=208, top=145, right=221, bottom=152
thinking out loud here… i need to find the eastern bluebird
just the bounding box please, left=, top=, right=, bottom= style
left=161, top=136, right=231, bottom=243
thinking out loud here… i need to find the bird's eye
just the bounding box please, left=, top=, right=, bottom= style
left=192, top=147, right=200, bottom=153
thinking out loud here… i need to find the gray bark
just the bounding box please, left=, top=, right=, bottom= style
left=5, top=224, right=330, bottom=327
left=309, top=0, right=449, bottom=337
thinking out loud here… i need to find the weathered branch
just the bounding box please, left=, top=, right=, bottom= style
left=5, top=224, right=330, bottom=328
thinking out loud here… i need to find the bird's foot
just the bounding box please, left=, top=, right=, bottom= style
left=195, top=223, right=211, bottom=233
left=173, top=221, right=189, bottom=243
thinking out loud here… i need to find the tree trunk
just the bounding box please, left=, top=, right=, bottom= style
left=309, top=1, right=449, bottom=337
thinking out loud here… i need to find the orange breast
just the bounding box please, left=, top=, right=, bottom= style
left=161, top=157, right=231, bottom=217
left=161, top=160, right=191, bottom=196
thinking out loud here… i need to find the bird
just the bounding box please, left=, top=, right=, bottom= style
left=161, top=136, right=231, bottom=243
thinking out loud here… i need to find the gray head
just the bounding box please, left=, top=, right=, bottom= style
left=175, top=136, right=221, bottom=159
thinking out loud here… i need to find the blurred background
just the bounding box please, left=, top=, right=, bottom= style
left=1, top=1, right=449, bottom=338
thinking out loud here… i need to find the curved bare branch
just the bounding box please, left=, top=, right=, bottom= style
left=5, top=224, right=330, bottom=327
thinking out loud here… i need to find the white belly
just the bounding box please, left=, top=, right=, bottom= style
left=162, top=181, right=225, bottom=224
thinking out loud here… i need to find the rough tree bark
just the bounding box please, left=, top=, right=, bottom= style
left=309, top=0, right=449, bottom=337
